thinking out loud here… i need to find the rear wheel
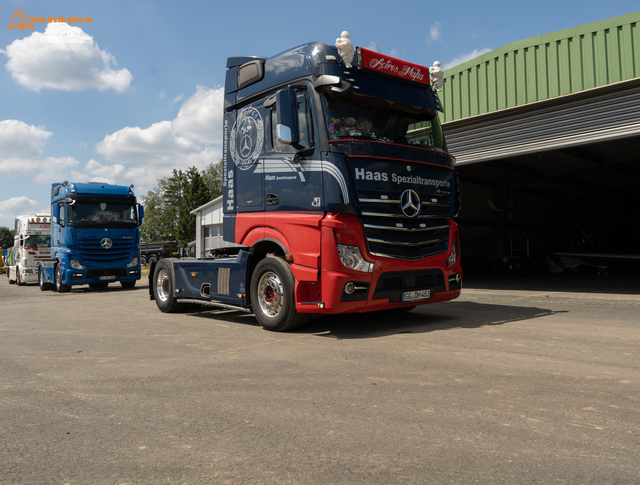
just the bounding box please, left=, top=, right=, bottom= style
left=250, top=256, right=310, bottom=332
left=153, top=259, right=183, bottom=312
left=121, top=280, right=136, bottom=289
left=140, top=255, right=147, bottom=266
left=148, top=256, right=158, bottom=266
left=55, top=264, right=71, bottom=293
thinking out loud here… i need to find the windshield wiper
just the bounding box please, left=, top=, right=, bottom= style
left=70, top=220, right=104, bottom=227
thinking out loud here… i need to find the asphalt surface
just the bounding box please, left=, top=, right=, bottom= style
left=1, top=271, right=639, bottom=484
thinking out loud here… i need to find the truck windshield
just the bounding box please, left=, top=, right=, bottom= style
left=319, top=87, right=444, bottom=149
left=24, top=235, right=50, bottom=248
left=68, top=202, right=139, bottom=227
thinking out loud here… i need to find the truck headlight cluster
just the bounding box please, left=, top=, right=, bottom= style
left=337, top=244, right=373, bottom=273
left=127, top=257, right=139, bottom=267
left=70, top=259, right=85, bottom=270
left=446, top=241, right=458, bottom=267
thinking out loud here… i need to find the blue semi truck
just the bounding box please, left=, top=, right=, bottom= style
left=38, top=181, right=144, bottom=292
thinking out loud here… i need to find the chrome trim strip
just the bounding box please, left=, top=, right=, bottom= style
left=369, top=249, right=447, bottom=260
left=367, top=237, right=449, bottom=247
left=363, top=224, right=449, bottom=232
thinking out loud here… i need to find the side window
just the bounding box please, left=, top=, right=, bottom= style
left=271, top=93, right=312, bottom=153
left=58, top=203, right=65, bottom=227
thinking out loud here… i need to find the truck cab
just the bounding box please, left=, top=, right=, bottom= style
left=39, top=181, right=144, bottom=292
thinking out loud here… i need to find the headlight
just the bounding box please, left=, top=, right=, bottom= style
left=127, top=257, right=139, bottom=267
left=337, top=244, right=373, bottom=273
left=70, top=259, right=85, bottom=270
left=446, top=240, right=458, bottom=267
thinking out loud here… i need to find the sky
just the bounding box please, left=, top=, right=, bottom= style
left=1, top=0, right=638, bottom=228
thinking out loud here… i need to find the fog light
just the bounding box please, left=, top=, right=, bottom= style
left=344, top=282, right=356, bottom=294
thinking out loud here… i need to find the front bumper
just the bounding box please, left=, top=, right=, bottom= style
left=294, top=214, right=462, bottom=314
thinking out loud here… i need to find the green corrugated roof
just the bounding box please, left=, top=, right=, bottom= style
left=441, top=11, right=640, bottom=123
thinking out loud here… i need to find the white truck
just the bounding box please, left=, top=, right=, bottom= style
left=6, top=212, right=53, bottom=285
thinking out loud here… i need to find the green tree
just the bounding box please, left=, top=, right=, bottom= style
left=202, top=160, right=223, bottom=200
left=141, top=165, right=217, bottom=248
left=0, top=226, right=15, bottom=249
left=176, top=166, right=212, bottom=247
left=140, top=173, right=183, bottom=243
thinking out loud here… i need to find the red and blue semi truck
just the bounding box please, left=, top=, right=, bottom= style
left=149, top=34, right=462, bottom=331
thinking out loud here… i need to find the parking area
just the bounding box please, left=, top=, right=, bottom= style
left=1, top=274, right=639, bottom=484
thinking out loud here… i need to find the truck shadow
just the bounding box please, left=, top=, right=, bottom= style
left=189, top=301, right=566, bottom=339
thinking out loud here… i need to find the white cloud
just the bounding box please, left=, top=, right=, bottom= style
left=0, top=120, right=52, bottom=159
left=96, top=121, right=202, bottom=165
left=3, top=23, right=132, bottom=92
left=443, top=48, right=492, bottom=71
left=172, top=85, right=224, bottom=144
left=0, top=196, right=42, bottom=227
left=429, top=22, right=442, bottom=42
left=95, top=85, right=225, bottom=176
left=172, top=93, right=184, bottom=104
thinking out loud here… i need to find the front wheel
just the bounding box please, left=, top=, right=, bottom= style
left=55, top=264, right=71, bottom=293
left=250, top=256, right=310, bottom=332
left=39, top=266, right=51, bottom=291
left=16, top=266, right=24, bottom=286
left=153, top=259, right=183, bottom=312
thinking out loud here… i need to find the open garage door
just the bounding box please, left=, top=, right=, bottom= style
left=443, top=80, right=640, bottom=277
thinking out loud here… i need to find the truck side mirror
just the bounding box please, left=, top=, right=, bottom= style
left=276, top=89, right=303, bottom=150
left=138, top=205, right=144, bottom=225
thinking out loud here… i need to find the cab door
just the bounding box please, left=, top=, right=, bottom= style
left=264, top=89, right=324, bottom=212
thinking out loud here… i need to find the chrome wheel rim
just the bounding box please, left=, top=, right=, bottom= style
left=257, top=271, right=283, bottom=318
left=155, top=269, right=169, bottom=302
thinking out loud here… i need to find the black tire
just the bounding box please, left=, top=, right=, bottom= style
left=55, top=264, right=71, bottom=293
left=148, top=256, right=158, bottom=266
left=153, top=259, right=184, bottom=312
left=89, top=282, right=109, bottom=289
left=120, top=280, right=136, bottom=289
left=39, top=266, right=51, bottom=291
left=16, top=266, right=24, bottom=286
left=140, top=255, right=147, bottom=266
left=250, top=255, right=310, bottom=332
left=8, top=268, right=14, bottom=284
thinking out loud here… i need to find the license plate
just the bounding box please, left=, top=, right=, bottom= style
left=100, top=275, right=116, bottom=281
left=402, top=289, right=431, bottom=302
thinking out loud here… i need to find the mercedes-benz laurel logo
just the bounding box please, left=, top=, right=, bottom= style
left=100, top=237, right=112, bottom=249
left=401, top=189, right=421, bottom=218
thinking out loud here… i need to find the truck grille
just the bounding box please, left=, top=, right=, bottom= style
left=357, top=183, right=456, bottom=261
left=78, top=239, right=133, bottom=263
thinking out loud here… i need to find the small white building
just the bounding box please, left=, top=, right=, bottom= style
left=191, top=196, right=242, bottom=258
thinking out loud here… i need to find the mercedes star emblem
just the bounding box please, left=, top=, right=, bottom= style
left=100, top=237, right=112, bottom=249
left=401, top=189, right=421, bottom=218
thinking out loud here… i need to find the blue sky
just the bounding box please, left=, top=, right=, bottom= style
left=1, top=0, right=638, bottom=228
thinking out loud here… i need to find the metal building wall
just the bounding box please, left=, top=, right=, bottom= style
left=441, top=11, right=640, bottom=123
